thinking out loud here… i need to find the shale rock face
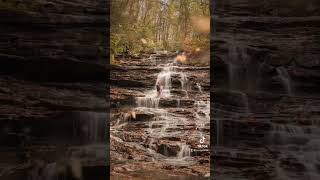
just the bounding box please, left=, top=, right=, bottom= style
left=110, top=53, right=210, bottom=179
left=0, top=1, right=107, bottom=180
left=212, top=1, right=320, bottom=179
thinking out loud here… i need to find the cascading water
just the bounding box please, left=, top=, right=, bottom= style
left=136, top=95, right=160, bottom=109
left=29, top=157, right=84, bottom=180
left=228, top=40, right=238, bottom=89
left=239, top=91, right=250, bottom=116
left=276, top=66, right=293, bottom=96
left=157, top=65, right=173, bottom=90
left=177, top=143, right=191, bottom=158
left=216, top=40, right=251, bottom=146
left=268, top=116, right=320, bottom=179
left=132, top=58, right=195, bottom=160
left=135, top=63, right=176, bottom=109
left=29, top=162, right=62, bottom=180
left=73, top=111, right=106, bottom=144
left=180, top=72, right=189, bottom=97
left=196, top=83, right=203, bottom=94
left=111, top=51, right=210, bottom=178
left=228, top=40, right=249, bottom=90
left=194, top=100, right=210, bottom=148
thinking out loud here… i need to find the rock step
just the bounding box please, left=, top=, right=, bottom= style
left=158, top=99, right=195, bottom=108
left=120, top=65, right=209, bottom=71
left=111, top=74, right=209, bottom=90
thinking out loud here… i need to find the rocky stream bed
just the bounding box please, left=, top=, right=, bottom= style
left=212, top=0, right=320, bottom=179
left=0, top=0, right=108, bottom=179
left=110, top=53, right=210, bottom=179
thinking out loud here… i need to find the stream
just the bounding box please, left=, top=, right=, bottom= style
left=111, top=53, right=210, bottom=179
left=213, top=39, right=320, bottom=179
left=0, top=111, right=108, bottom=180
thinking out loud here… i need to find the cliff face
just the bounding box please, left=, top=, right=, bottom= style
left=110, top=53, right=210, bottom=179
left=0, top=0, right=107, bottom=80
left=0, top=1, right=108, bottom=179
left=212, top=0, right=320, bottom=179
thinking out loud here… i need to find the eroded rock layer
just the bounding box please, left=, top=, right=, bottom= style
left=0, top=1, right=108, bottom=180
left=212, top=1, right=320, bottom=179
left=111, top=53, right=210, bottom=179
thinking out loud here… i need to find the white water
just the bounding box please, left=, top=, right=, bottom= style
left=157, top=66, right=173, bottom=90
left=72, top=111, right=106, bottom=143
left=29, top=144, right=109, bottom=180
left=228, top=39, right=249, bottom=90
left=196, top=83, right=203, bottom=93
left=136, top=63, right=177, bottom=109
left=276, top=67, right=293, bottom=96
left=134, top=59, right=194, bottom=159
left=136, top=93, right=160, bottom=108
left=269, top=122, right=320, bottom=179
left=177, top=143, right=191, bottom=158
left=218, top=39, right=251, bottom=146
left=177, top=99, right=180, bottom=108
left=29, top=157, right=83, bottom=180
left=111, top=56, right=210, bottom=167
left=29, top=162, right=61, bottom=180
left=194, top=100, right=210, bottom=147
left=27, top=111, right=107, bottom=180
left=180, top=72, right=189, bottom=97
left=137, top=59, right=206, bottom=160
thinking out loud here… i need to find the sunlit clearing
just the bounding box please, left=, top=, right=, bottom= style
left=196, top=48, right=201, bottom=52
left=191, top=16, right=210, bottom=33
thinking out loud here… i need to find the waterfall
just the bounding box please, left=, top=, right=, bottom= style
left=217, top=39, right=252, bottom=147
left=228, top=40, right=238, bottom=89
left=228, top=40, right=248, bottom=90
left=111, top=56, right=210, bottom=169
left=135, top=60, right=191, bottom=108
left=135, top=62, right=177, bottom=109
left=180, top=72, right=189, bottom=97
left=29, top=158, right=85, bottom=180
left=180, top=72, right=188, bottom=90
left=177, top=143, right=191, bottom=158
left=177, top=99, right=180, bottom=108
left=156, top=68, right=172, bottom=90
left=73, top=112, right=106, bottom=144
left=276, top=67, right=293, bottom=96
left=29, top=162, right=61, bottom=180
left=136, top=95, right=160, bottom=108
left=160, top=113, right=170, bottom=137
left=227, top=40, right=250, bottom=115
left=228, top=39, right=237, bottom=83
left=29, top=162, right=69, bottom=180
left=196, top=83, right=203, bottom=93
left=271, top=124, right=305, bottom=135
left=239, top=91, right=250, bottom=116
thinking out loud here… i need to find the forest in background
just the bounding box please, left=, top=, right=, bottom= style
left=110, top=0, right=210, bottom=62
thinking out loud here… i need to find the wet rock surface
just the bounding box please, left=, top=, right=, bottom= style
left=213, top=1, right=320, bottom=179
left=0, top=1, right=107, bottom=179
left=111, top=54, right=210, bottom=179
